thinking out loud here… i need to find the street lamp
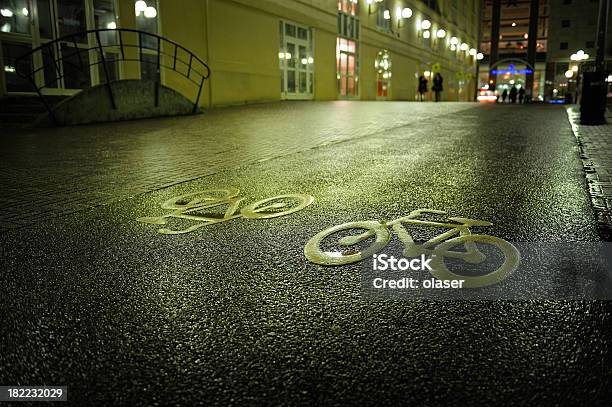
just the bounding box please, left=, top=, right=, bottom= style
left=567, top=50, right=590, bottom=106
left=570, top=50, right=589, bottom=61
left=396, top=7, right=412, bottom=30
left=135, top=0, right=147, bottom=16
left=401, top=7, right=412, bottom=18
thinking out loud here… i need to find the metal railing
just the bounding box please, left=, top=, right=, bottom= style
left=15, top=28, right=211, bottom=123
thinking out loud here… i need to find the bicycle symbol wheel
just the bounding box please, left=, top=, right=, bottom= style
left=429, top=234, right=520, bottom=288
left=241, top=194, right=315, bottom=219
left=304, top=221, right=391, bottom=266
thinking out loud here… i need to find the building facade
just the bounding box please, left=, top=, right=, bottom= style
left=0, top=0, right=482, bottom=107
left=478, top=0, right=549, bottom=101
left=478, top=0, right=611, bottom=103
left=546, top=0, right=612, bottom=101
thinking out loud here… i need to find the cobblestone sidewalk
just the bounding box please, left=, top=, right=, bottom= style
left=567, top=106, right=612, bottom=239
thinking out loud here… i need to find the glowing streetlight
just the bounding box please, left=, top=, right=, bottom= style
left=564, top=70, right=574, bottom=79
left=0, top=8, right=13, bottom=17
left=423, top=30, right=431, bottom=39
left=436, top=29, right=446, bottom=38
left=460, top=43, right=469, bottom=51
left=401, top=7, right=412, bottom=18
left=383, top=9, right=390, bottom=19
left=144, top=6, right=157, bottom=18
left=469, top=48, right=477, bottom=56
left=476, top=52, right=484, bottom=60
left=421, top=19, right=431, bottom=30
left=450, top=36, right=459, bottom=45
left=134, top=0, right=147, bottom=16
left=571, top=50, right=589, bottom=61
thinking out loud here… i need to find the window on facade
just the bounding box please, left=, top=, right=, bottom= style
left=561, top=19, right=570, bottom=28
left=424, top=0, right=440, bottom=13
left=376, top=5, right=391, bottom=32
left=337, top=0, right=359, bottom=39
left=338, top=0, right=357, bottom=15
left=94, top=0, right=119, bottom=82
left=135, top=0, right=160, bottom=81
left=1, top=41, right=32, bottom=91
left=0, top=0, right=31, bottom=34
left=279, top=21, right=314, bottom=99
left=560, top=42, right=568, bottom=50
left=586, top=41, right=595, bottom=49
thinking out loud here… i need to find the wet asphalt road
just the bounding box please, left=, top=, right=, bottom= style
left=1, top=103, right=612, bottom=406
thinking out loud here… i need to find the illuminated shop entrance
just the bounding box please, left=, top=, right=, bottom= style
left=336, top=37, right=358, bottom=98
left=0, top=0, right=118, bottom=95
left=278, top=20, right=313, bottom=100
left=375, top=49, right=390, bottom=100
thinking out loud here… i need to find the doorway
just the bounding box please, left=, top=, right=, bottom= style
left=0, top=0, right=117, bottom=95
left=336, top=37, right=358, bottom=98
left=279, top=20, right=314, bottom=100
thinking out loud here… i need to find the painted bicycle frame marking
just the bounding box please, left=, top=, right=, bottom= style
left=138, top=188, right=315, bottom=235
left=304, top=209, right=520, bottom=288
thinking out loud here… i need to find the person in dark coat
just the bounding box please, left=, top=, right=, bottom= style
left=509, top=85, right=518, bottom=103
left=432, top=73, right=444, bottom=102
left=418, top=75, right=428, bottom=101
left=518, top=87, right=526, bottom=104
left=501, top=89, right=508, bottom=103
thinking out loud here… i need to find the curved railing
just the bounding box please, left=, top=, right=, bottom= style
left=15, top=28, right=211, bottom=122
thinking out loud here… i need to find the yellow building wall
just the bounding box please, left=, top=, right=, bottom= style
left=206, top=0, right=280, bottom=106
left=116, top=0, right=140, bottom=80
left=360, top=44, right=377, bottom=100
left=392, top=53, right=418, bottom=101
left=158, top=0, right=209, bottom=107
left=313, top=29, right=337, bottom=100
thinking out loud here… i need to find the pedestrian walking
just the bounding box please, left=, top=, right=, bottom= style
left=501, top=89, right=508, bottom=103
left=509, top=85, right=518, bottom=104
left=518, top=87, right=526, bottom=104
left=432, top=73, right=444, bottom=102
left=418, top=75, right=428, bottom=101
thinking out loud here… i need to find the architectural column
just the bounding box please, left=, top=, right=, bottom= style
left=525, top=0, right=540, bottom=99
left=489, top=0, right=502, bottom=88
left=595, top=0, right=610, bottom=72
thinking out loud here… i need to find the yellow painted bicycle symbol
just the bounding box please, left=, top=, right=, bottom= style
left=304, top=209, right=520, bottom=288
left=138, top=188, right=315, bottom=235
